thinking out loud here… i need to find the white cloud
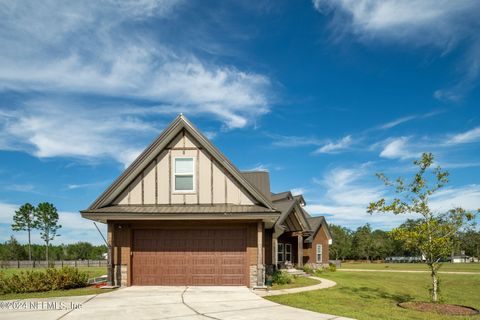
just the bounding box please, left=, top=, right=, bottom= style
left=269, top=134, right=324, bottom=148
left=447, top=127, right=480, bottom=144
left=0, top=101, right=155, bottom=167
left=379, top=137, right=418, bottom=160
left=379, top=116, right=417, bottom=130
left=315, top=135, right=352, bottom=154
left=430, top=185, right=480, bottom=212
left=291, top=188, right=307, bottom=196
left=244, top=163, right=269, bottom=172
left=0, top=0, right=273, bottom=156
left=313, top=0, right=480, bottom=100
left=307, top=162, right=480, bottom=230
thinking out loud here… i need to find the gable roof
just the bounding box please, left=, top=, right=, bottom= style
left=305, top=216, right=332, bottom=243
left=272, top=198, right=310, bottom=232
left=87, top=114, right=276, bottom=211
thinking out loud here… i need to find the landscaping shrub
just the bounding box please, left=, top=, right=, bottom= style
left=302, top=265, right=314, bottom=275
left=0, top=267, right=89, bottom=294
left=272, top=270, right=294, bottom=285
left=328, top=263, right=337, bottom=272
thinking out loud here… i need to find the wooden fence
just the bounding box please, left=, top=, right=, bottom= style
left=0, top=260, right=108, bottom=268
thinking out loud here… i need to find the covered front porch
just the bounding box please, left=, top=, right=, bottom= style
left=274, top=231, right=310, bottom=269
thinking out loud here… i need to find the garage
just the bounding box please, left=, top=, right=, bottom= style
left=132, top=228, right=247, bottom=286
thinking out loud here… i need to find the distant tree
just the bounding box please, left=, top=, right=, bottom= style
left=371, top=230, right=394, bottom=260
left=66, top=242, right=94, bottom=260
left=457, top=229, right=480, bottom=261
left=34, top=202, right=62, bottom=263
left=0, top=236, right=27, bottom=260
left=352, top=224, right=373, bottom=260
left=329, top=224, right=352, bottom=260
left=11, top=203, right=38, bottom=261
left=368, top=153, right=477, bottom=302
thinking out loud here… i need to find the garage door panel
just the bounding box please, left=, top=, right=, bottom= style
left=132, top=228, right=247, bottom=286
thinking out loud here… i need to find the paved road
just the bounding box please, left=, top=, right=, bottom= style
left=339, top=268, right=480, bottom=275
left=0, top=286, right=354, bottom=320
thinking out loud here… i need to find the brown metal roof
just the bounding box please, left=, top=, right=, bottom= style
left=305, top=216, right=332, bottom=242
left=82, top=204, right=276, bottom=214
left=271, top=191, right=292, bottom=202
left=241, top=171, right=271, bottom=201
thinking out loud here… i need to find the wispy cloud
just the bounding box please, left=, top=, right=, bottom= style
left=67, top=181, right=108, bottom=190
left=269, top=134, right=324, bottom=148
left=447, top=126, right=480, bottom=144
left=313, top=0, right=480, bottom=100
left=0, top=1, right=275, bottom=166
left=291, top=188, right=307, bottom=196
left=6, top=184, right=36, bottom=193
left=379, top=137, right=418, bottom=160
left=314, top=135, right=352, bottom=154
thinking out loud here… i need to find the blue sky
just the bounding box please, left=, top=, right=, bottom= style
left=0, top=0, right=479, bottom=245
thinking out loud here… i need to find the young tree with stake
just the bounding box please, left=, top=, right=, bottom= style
left=368, top=153, right=477, bottom=302
left=34, top=202, right=62, bottom=264
left=12, top=203, right=38, bottom=261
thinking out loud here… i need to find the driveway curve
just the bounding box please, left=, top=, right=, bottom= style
left=1, top=286, right=354, bottom=320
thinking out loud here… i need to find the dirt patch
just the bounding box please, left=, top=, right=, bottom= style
left=398, top=301, right=479, bottom=316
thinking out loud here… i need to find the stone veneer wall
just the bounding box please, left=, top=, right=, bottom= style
left=114, top=264, right=128, bottom=287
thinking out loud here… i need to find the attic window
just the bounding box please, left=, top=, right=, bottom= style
left=174, top=157, right=195, bottom=192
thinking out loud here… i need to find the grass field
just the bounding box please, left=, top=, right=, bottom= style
left=340, top=262, right=480, bottom=272
left=0, top=267, right=107, bottom=278
left=270, top=277, right=320, bottom=290
left=0, top=286, right=114, bottom=300
left=267, top=271, right=480, bottom=320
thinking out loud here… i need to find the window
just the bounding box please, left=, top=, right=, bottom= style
left=174, top=157, right=195, bottom=192
left=316, top=244, right=323, bottom=263
left=285, top=244, right=292, bottom=262
left=277, top=243, right=284, bottom=262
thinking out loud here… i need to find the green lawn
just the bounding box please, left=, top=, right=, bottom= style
left=0, top=286, right=114, bottom=300
left=267, top=271, right=480, bottom=320
left=340, top=262, right=480, bottom=272
left=0, top=267, right=107, bottom=278
left=270, top=277, right=320, bottom=290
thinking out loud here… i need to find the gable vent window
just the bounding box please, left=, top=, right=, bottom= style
left=174, top=157, right=195, bottom=192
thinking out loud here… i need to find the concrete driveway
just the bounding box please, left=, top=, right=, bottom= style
left=0, top=286, right=353, bottom=320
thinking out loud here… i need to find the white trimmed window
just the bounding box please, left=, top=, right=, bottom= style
left=174, top=157, right=195, bottom=192
left=285, top=244, right=292, bottom=262
left=316, top=244, right=323, bottom=263
left=277, top=243, right=284, bottom=262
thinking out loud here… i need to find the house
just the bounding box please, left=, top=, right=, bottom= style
left=81, top=114, right=331, bottom=287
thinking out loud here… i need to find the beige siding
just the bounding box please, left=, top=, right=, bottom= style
left=143, top=161, right=156, bottom=204
left=157, top=151, right=169, bottom=204
left=113, top=131, right=255, bottom=206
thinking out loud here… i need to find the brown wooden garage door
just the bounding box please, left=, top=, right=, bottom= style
left=132, top=228, right=247, bottom=286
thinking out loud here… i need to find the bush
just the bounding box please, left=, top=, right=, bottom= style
left=328, top=263, right=337, bottom=272
left=302, top=265, right=314, bottom=275
left=272, top=271, right=294, bottom=285
left=0, top=267, right=89, bottom=294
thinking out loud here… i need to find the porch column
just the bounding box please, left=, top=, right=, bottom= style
left=297, top=234, right=303, bottom=268
left=107, top=222, right=114, bottom=286
left=272, top=237, right=278, bottom=267
left=257, top=221, right=264, bottom=286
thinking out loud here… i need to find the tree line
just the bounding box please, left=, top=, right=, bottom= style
left=0, top=236, right=107, bottom=261
left=329, top=221, right=480, bottom=261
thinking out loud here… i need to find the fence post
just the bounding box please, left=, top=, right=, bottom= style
left=87, top=259, right=90, bottom=267
left=17, top=260, right=19, bottom=268
left=75, top=260, right=77, bottom=268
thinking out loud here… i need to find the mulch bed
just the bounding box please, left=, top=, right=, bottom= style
left=398, top=301, right=479, bottom=316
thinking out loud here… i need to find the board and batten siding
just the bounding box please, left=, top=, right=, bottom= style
left=113, top=130, right=256, bottom=206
